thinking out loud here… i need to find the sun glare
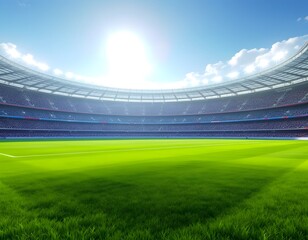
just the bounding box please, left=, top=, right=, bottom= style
left=106, top=31, right=152, bottom=87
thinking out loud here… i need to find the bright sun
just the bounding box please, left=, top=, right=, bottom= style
left=106, top=31, right=152, bottom=86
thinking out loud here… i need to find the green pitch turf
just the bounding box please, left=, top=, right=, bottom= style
left=0, top=139, right=307, bottom=240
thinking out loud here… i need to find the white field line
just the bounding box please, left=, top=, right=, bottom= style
left=0, top=152, right=17, bottom=158
left=0, top=143, right=228, bottom=159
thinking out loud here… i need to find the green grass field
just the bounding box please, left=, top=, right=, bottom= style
left=0, top=139, right=307, bottom=240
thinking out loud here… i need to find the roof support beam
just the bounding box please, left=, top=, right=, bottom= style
left=0, top=71, right=16, bottom=77
left=281, top=71, right=304, bottom=78
left=31, top=79, right=56, bottom=88
left=50, top=85, right=67, bottom=93
left=292, top=66, right=308, bottom=71
left=261, top=75, right=282, bottom=84
left=7, top=76, right=36, bottom=83
left=225, top=87, right=238, bottom=94
left=238, top=84, right=253, bottom=90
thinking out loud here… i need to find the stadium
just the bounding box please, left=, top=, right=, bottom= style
left=0, top=1, right=308, bottom=239
left=0, top=42, right=307, bottom=139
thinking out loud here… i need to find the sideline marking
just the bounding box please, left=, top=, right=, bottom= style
left=0, top=152, right=16, bottom=158
left=3, top=143, right=227, bottom=159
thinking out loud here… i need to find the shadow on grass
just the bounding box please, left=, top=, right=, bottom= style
left=4, top=154, right=306, bottom=237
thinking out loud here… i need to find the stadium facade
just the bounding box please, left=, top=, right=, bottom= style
left=0, top=43, right=307, bottom=139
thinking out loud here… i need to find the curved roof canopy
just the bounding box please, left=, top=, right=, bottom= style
left=0, top=43, right=307, bottom=102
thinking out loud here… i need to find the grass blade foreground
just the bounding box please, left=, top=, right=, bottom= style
left=0, top=139, right=307, bottom=239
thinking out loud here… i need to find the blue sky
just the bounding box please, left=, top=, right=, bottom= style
left=0, top=0, right=307, bottom=89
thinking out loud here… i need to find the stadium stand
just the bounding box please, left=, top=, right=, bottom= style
left=0, top=43, right=307, bottom=138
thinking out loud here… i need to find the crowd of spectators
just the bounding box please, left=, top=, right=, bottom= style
left=0, top=82, right=307, bottom=138
left=0, top=101, right=307, bottom=124
left=0, top=83, right=307, bottom=116
left=0, top=117, right=307, bottom=132
left=0, top=129, right=307, bottom=138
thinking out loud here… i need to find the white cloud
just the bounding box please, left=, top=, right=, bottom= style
left=181, top=35, right=308, bottom=88
left=228, top=48, right=266, bottom=67
left=272, top=50, right=288, bottom=62
left=36, top=62, right=49, bottom=71
left=22, top=54, right=36, bottom=65
left=65, top=72, right=74, bottom=79
left=0, top=43, right=21, bottom=58
left=0, top=43, right=49, bottom=71
left=212, top=75, right=223, bottom=83
left=228, top=51, right=243, bottom=66
left=297, top=16, right=308, bottom=22
left=53, top=68, right=63, bottom=75
left=227, top=71, right=239, bottom=79
left=255, top=56, right=270, bottom=69
left=244, top=64, right=255, bottom=74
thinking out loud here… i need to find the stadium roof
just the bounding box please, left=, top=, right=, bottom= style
left=0, top=43, right=307, bottom=103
